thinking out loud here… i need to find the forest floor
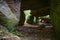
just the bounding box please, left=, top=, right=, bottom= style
left=16, top=23, right=55, bottom=40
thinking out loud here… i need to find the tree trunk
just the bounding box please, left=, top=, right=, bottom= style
left=18, top=10, right=25, bottom=26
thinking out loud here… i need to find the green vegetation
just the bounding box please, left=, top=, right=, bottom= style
left=0, top=13, right=24, bottom=37
left=24, top=10, right=31, bottom=23
left=51, top=0, right=60, bottom=40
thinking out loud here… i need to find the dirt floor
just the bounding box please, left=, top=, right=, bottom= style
left=17, top=23, right=55, bottom=40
